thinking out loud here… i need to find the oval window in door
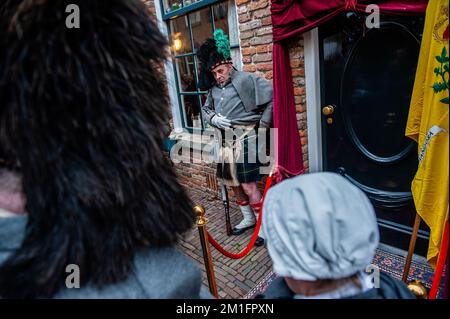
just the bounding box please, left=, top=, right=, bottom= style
left=340, top=22, right=420, bottom=164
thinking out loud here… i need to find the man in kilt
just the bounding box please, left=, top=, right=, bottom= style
left=198, top=30, right=273, bottom=247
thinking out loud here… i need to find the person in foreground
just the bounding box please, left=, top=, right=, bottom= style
left=0, top=0, right=211, bottom=299
left=257, top=172, right=415, bottom=299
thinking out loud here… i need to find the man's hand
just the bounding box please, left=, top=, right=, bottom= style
left=211, top=114, right=232, bottom=129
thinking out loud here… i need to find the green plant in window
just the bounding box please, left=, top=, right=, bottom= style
left=171, top=1, right=181, bottom=10
left=433, top=46, right=449, bottom=104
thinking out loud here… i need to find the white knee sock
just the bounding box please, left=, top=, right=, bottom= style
left=234, top=205, right=256, bottom=229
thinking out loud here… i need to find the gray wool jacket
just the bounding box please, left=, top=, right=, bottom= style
left=0, top=215, right=212, bottom=299
left=202, top=70, right=273, bottom=127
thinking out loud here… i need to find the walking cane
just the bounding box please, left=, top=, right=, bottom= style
left=220, top=180, right=232, bottom=236
left=217, top=128, right=232, bottom=236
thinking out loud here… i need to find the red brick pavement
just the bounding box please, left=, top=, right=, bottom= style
left=177, top=188, right=273, bottom=299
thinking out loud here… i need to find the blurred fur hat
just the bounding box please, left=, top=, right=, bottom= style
left=0, top=0, right=196, bottom=298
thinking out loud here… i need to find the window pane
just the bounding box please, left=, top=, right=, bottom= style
left=170, top=16, right=192, bottom=55
left=183, top=0, right=200, bottom=7
left=212, top=2, right=229, bottom=35
left=176, top=56, right=199, bottom=92
left=164, top=0, right=203, bottom=12
left=181, top=95, right=202, bottom=129
left=190, top=7, right=213, bottom=50
left=165, top=1, right=240, bottom=131
left=199, top=94, right=214, bottom=129
left=164, top=0, right=183, bottom=14
left=194, top=55, right=214, bottom=93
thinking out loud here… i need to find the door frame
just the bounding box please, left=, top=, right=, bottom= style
left=304, top=28, right=323, bottom=173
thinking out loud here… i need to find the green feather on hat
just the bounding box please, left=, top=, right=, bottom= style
left=213, top=29, right=230, bottom=60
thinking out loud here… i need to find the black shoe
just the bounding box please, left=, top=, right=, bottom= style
left=254, top=236, right=265, bottom=247
left=232, top=224, right=256, bottom=236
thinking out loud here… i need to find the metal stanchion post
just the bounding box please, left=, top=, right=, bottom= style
left=195, top=205, right=218, bottom=298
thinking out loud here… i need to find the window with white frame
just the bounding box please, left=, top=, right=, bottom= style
left=161, top=0, right=241, bottom=131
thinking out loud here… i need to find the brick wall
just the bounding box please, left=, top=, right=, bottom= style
left=169, top=148, right=220, bottom=197
left=288, top=36, right=309, bottom=170
left=236, top=0, right=273, bottom=78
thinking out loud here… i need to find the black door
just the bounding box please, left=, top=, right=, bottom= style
left=319, top=13, right=429, bottom=255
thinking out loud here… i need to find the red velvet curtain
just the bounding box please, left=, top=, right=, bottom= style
left=272, top=42, right=305, bottom=182
left=271, top=0, right=428, bottom=182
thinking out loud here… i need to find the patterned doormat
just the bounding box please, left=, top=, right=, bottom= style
left=244, top=247, right=446, bottom=299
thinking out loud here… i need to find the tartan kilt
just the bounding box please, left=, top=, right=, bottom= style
left=216, top=133, right=262, bottom=184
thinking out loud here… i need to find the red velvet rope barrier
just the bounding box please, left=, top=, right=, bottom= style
left=429, top=221, right=449, bottom=299
left=207, top=175, right=273, bottom=259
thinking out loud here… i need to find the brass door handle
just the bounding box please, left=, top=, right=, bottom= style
left=322, top=105, right=335, bottom=116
